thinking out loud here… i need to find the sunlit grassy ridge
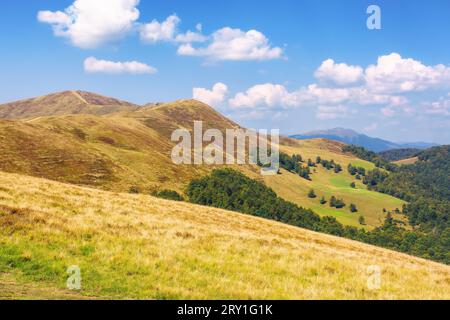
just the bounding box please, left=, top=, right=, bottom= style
left=0, top=171, right=449, bottom=299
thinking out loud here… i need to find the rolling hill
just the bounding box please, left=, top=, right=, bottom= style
left=0, top=91, right=406, bottom=229
left=0, top=171, right=449, bottom=299
left=290, top=128, right=437, bottom=152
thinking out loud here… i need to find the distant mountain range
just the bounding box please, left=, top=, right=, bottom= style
left=290, top=128, right=438, bottom=152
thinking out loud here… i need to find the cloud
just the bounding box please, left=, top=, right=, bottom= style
left=381, top=107, right=396, bottom=117
left=365, top=53, right=450, bottom=94
left=423, top=97, right=450, bottom=116
left=193, top=83, right=228, bottom=106
left=314, top=59, right=363, bottom=86
left=84, top=57, right=157, bottom=74
left=37, top=11, right=72, bottom=26
left=175, top=30, right=208, bottom=43
left=228, top=83, right=406, bottom=110
left=316, top=105, right=349, bottom=120
left=178, top=27, right=283, bottom=61
left=140, top=14, right=180, bottom=43
left=229, top=83, right=299, bottom=109
left=364, top=122, right=379, bottom=132
left=38, top=0, right=140, bottom=49
left=140, top=14, right=206, bottom=44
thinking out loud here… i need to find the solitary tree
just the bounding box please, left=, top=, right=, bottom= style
left=320, top=196, right=327, bottom=205
left=334, top=198, right=346, bottom=209
left=329, top=196, right=337, bottom=207
left=385, top=212, right=394, bottom=225
left=350, top=203, right=358, bottom=213
left=308, top=189, right=317, bottom=198
left=350, top=182, right=356, bottom=188
left=359, top=216, right=366, bottom=225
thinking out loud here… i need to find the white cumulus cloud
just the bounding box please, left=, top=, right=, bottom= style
left=228, top=83, right=406, bottom=111
left=193, top=83, right=228, bottom=107
left=140, top=14, right=206, bottom=44
left=314, top=59, right=364, bottom=86
left=84, top=57, right=157, bottom=74
left=365, top=53, right=450, bottom=94
left=178, top=27, right=283, bottom=61
left=140, top=14, right=180, bottom=43
left=229, top=84, right=299, bottom=109
left=38, top=0, right=140, bottom=49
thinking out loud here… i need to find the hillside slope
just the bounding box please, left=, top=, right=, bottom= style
left=0, top=92, right=406, bottom=228
left=0, top=171, right=449, bottom=299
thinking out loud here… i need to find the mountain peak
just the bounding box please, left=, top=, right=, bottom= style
left=0, top=90, right=138, bottom=120
left=305, top=128, right=360, bottom=138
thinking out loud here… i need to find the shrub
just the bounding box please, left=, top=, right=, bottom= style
left=129, top=186, right=140, bottom=194
left=152, top=190, right=184, bottom=201
left=308, top=189, right=317, bottom=199
left=359, top=216, right=366, bottom=225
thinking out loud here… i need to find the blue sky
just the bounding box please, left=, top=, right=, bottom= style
left=1, top=0, right=449, bottom=143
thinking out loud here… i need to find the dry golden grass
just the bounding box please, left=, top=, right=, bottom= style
left=394, top=157, right=419, bottom=165
left=0, top=171, right=448, bottom=299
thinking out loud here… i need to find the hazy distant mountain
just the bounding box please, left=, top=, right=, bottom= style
left=290, top=128, right=438, bottom=152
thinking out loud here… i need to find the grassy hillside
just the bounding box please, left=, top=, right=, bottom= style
left=0, top=92, right=407, bottom=229
left=271, top=139, right=406, bottom=229
left=0, top=171, right=449, bottom=299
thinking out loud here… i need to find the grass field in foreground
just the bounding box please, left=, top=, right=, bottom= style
left=0, top=171, right=448, bottom=299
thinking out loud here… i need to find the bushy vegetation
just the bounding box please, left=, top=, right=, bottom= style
left=366, top=146, right=450, bottom=234
left=347, top=164, right=366, bottom=176
left=276, top=152, right=343, bottom=181
left=363, top=169, right=389, bottom=189
left=329, top=196, right=345, bottom=209
left=188, top=168, right=449, bottom=264
left=308, top=189, right=317, bottom=199
left=128, top=186, right=140, bottom=194
left=152, top=189, right=184, bottom=201
left=359, top=216, right=366, bottom=225
left=278, top=153, right=311, bottom=180
left=378, top=148, right=421, bottom=162
left=343, top=145, right=397, bottom=171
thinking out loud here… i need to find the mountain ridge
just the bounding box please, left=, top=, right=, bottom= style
left=290, top=128, right=438, bottom=152
left=0, top=90, right=140, bottom=119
